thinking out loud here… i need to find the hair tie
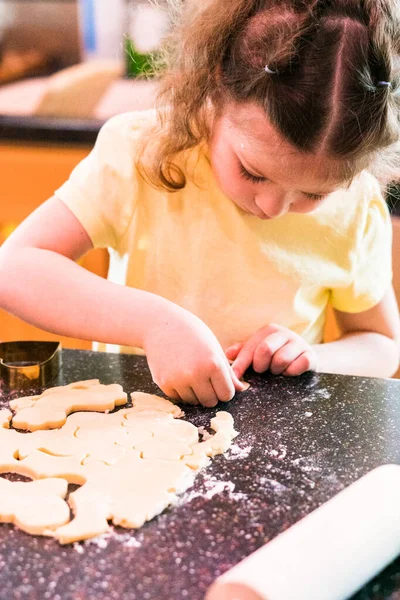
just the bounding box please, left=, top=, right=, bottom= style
left=377, top=81, right=392, bottom=88
left=264, top=65, right=278, bottom=74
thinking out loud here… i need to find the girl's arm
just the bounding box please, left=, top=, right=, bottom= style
left=0, top=196, right=149, bottom=346
left=314, top=287, right=400, bottom=377
left=0, top=197, right=244, bottom=406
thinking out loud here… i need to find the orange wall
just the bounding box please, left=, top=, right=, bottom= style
left=0, top=142, right=108, bottom=349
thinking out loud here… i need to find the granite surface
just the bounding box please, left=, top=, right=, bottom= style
left=1, top=348, right=400, bottom=600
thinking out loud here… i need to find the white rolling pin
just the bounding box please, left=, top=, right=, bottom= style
left=206, top=464, right=400, bottom=600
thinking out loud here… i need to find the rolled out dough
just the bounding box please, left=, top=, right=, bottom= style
left=0, top=381, right=238, bottom=544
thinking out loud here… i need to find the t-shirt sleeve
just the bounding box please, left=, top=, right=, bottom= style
left=55, top=112, right=144, bottom=251
left=330, top=177, right=393, bottom=314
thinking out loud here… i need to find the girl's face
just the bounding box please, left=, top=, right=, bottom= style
left=209, top=101, right=349, bottom=220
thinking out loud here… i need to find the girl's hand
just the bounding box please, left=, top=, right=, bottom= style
left=225, top=324, right=318, bottom=380
left=142, top=302, right=246, bottom=407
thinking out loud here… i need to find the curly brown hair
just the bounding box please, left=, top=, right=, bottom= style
left=139, top=0, right=400, bottom=192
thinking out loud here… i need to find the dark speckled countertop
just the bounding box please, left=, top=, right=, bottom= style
left=0, top=115, right=102, bottom=145
left=1, top=349, right=400, bottom=600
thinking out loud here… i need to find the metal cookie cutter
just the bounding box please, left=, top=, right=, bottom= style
left=0, top=341, right=62, bottom=391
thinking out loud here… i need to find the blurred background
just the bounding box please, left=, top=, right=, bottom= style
left=0, top=0, right=399, bottom=370
left=0, top=0, right=167, bottom=119
left=0, top=0, right=166, bottom=349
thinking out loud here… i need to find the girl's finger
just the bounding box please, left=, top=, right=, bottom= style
left=283, top=351, right=317, bottom=376
left=175, top=388, right=200, bottom=405
left=231, top=343, right=255, bottom=379
left=163, top=387, right=184, bottom=404
left=270, top=339, right=303, bottom=375
left=225, top=342, right=244, bottom=361
left=192, top=379, right=220, bottom=408
left=252, top=339, right=275, bottom=373
left=229, top=366, right=248, bottom=393
left=251, top=331, right=289, bottom=373
left=180, top=386, right=201, bottom=406
left=210, top=367, right=236, bottom=403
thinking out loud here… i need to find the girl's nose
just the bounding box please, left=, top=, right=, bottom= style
left=255, top=187, right=290, bottom=218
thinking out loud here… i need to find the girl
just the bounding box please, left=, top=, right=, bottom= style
left=1, top=0, right=400, bottom=407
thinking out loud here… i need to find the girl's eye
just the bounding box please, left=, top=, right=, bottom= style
left=304, top=192, right=325, bottom=201
left=238, top=162, right=266, bottom=184
left=238, top=160, right=326, bottom=201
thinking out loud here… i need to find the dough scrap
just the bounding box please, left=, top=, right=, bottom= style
left=0, top=383, right=238, bottom=544
left=10, top=380, right=127, bottom=431
left=0, top=409, right=12, bottom=429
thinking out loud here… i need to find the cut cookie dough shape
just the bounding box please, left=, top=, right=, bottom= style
left=61, top=409, right=128, bottom=434
left=10, top=380, right=128, bottom=431
left=0, top=477, right=70, bottom=535
left=133, top=419, right=199, bottom=460
left=18, top=451, right=88, bottom=485
left=63, top=409, right=152, bottom=455
left=16, top=428, right=126, bottom=466
left=134, top=435, right=193, bottom=461
left=123, top=408, right=199, bottom=459
left=16, top=429, right=86, bottom=459
left=131, top=392, right=183, bottom=417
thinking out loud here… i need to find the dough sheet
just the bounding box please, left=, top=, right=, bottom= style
left=0, top=381, right=238, bottom=544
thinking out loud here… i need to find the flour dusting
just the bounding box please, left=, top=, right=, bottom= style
left=258, top=477, right=289, bottom=494
left=225, top=443, right=252, bottom=460
left=179, top=476, right=247, bottom=504
left=268, top=445, right=287, bottom=460
left=73, top=529, right=142, bottom=552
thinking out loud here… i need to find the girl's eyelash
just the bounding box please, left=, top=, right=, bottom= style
left=238, top=162, right=266, bottom=184
left=304, top=192, right=324, bottom=201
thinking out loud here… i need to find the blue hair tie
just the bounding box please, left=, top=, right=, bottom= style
left=377, top=81, right=392, bottom=88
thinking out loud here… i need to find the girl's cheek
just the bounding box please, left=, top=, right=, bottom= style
left=223, top=160, right=249, bottom=195
left=213, top=160, right=240, bottom=195
left=221, top=175, right=249, bottom=201
left=211, top=147, right=253, bottom=202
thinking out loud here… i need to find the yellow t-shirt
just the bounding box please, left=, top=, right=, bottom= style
left=55, top=110, right=393, bottom=354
